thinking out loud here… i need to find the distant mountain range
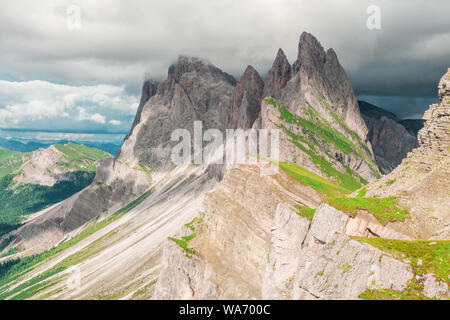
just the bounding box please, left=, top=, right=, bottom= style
left=0, top=137, right=122, bottom=155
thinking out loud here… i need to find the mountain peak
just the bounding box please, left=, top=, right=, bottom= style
left=296, top=32, right=326, bottom=70
left=167, top=55, right=236, bottom=85
left=276, top=48, right=287, bottom=59
left=242, top=64, right=260, bottom=77
left=229, top=65, right=264, bottom=129
left=263, top=48, right=292, bottom=99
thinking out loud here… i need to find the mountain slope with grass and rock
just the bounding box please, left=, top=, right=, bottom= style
left=0, top=34, right=447, bottom=301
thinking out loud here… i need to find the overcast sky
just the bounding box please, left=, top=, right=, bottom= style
left=0, top=0, right=449, bottom=133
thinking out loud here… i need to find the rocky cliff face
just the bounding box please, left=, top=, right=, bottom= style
left=263, top=49, right=292, bottom=100
left=123, top=79, right=159, bottom=142
left=153, top=184, right=447, bottom=300
left=260, top=33, right=379, bottom=184
left=358, top=100, right=422, bottom=174
left=418, top=70, right=450, bottom=152
left=151, top=70, right=449, bottom=300
left=228, top=65, right=264, bottom=129
left=288, top=33, right=369, bottom=141
left=117, top=56, right=236, bottom=173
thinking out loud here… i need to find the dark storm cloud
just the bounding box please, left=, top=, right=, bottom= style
left=0, top=0, right=448, bottom=130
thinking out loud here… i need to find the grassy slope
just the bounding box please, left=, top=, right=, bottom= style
left=264, top=98, right=374, bottom=192
left=355, top=237, right=449, bottom=283
left=294, top=205, right=316, bottom=221
left=0, top=188, right=154, bottom=300
left=261, top=99, right=409, bottom=227
left=324, top=196, right=409, bottom=225
left=0, top=148, right=28, bottom=178
left=278, top=161, right=351, bottom=197
left=169, top=218, right=199, bottom=257
left=54, top=142, right=111, bottom=172
left=356, top=237, right=449, bottom=300
left=0, top=148, right=20, bottom=161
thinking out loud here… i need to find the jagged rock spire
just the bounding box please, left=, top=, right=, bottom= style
left=293, top=32, right=326, bottom=74
left=229, top=65, right=264, bottom=129
left=289, top=32, right=369, bottom=142
left=263, top=48, right=292, bottom=100
left=125, top=79, right=158, bottom=140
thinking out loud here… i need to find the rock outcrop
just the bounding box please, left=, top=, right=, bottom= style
left=358, top=100, right=422, bottom=174
left=418, top=69, right=450, bottom=152
left=153, top=190, right=447, bottom=299
left=117, top=56, right=236, bottom=173
left=364, top=68, right=450, bottom=239
left=290, top=204, right=416, bottom=300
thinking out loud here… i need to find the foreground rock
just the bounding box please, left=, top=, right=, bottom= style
left=363, top=69, right=450, bottom=239
left=154, top=199, right=448, bottom=299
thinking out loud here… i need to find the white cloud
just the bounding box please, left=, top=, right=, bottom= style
left=35, top=132, right=94, bottom=141
left=109, top=119, right=121, bottom=125
left=0, top=80, right=138, bottom=131
left=76, top=106, right=106, bottom=124
left=0, top=0, right=448, bottom=91
left=0, top=1, right=448, bottom=119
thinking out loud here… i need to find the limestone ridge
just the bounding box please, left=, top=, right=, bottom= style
left=119, top=32, right=377, bottom=183
left=116, top=55, right=236, bottom=173
left=359, top=100, right=422, bottom=174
